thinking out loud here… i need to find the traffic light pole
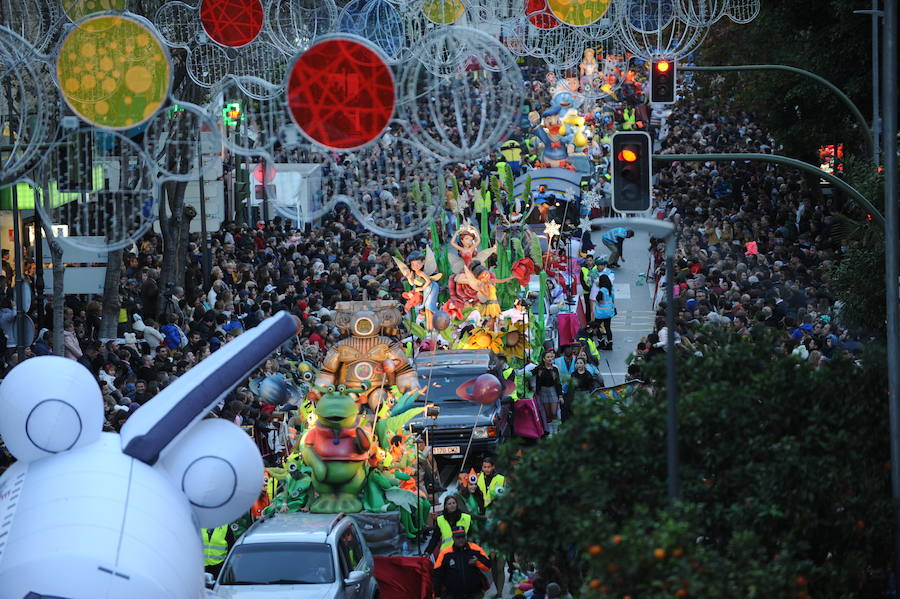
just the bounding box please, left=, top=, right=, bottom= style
left=652, top=152, right=884, bottom=226
left=589, top=217, right=680, bottom=505
left=881, top=0, right=899, bottom=586
left=681, top=65, right=874, bottom=159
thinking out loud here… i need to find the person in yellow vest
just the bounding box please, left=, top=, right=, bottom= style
left=621, top=107, right=636, bottom=131
left=201, top=524, right=235, bottom=579
left=425, top=494, right=472, bottom=555
left=476, top=457, right=505, bottom=508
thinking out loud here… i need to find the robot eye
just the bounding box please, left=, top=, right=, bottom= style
left=0, top=356, right=103, bottom=463
left=337, top=384, right=347, bottom=393
left=288, top=462, right=298, bottom=472
left=302, top=372, right=314, bottom=382
left=161, top=419, right=264, bottom=528
left=327, top=385, right=335, bottom=393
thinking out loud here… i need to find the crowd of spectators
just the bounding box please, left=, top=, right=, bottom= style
left=0, top=205, right=444, bottom=438
left=629, top=95, right=865, bottom=375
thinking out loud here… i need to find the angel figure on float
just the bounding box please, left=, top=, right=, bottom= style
left=394, top=249, right=442, bottom=330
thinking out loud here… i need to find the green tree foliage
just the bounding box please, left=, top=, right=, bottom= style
left=696, top=0, right=874, bottom=161
left=490, top=329, right=890, bottom=597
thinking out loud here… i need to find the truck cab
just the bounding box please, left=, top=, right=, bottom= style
left=409, top=350, right=512, bottom=470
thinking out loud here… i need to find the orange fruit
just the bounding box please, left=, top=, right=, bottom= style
left=613, top=534, right=623, bottom=544
left=589, top=579, right=602, bottom=589
left=675, top=589, right=688, bottom=598
left=599, top=586, right=609, bottom=594
left=673, top=547, right=684, bottom=558
left=608, top=563, right=620, bottom=574
left=588, top=544, right=604, bottom=556
left=796, top=576, right=808, bottom=587
left=654, top=548, right=667, bottom=560
left=856, top=520, right=865, bottom=530
left=498, top=521, right=508, bottom=533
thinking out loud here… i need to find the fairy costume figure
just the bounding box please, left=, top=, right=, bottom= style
left=394, top=250, right=442, bottom=330
left=458, top=260, right=516, bottom=330
left=449, top=226, right=481, bottom=267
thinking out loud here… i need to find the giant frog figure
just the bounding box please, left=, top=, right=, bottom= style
left=301, top=382, right=373, bottom=513
left=314, top=300, right=418, bottom=413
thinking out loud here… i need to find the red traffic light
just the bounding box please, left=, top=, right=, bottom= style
left=618, top=148, right=639, bottom=162
left=656, top=60, right=670, bottom=73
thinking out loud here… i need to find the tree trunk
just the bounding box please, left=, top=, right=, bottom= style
left=159, top=176, right=190, bottom=293
left=100, top=249, right=122, bottom=339
left=41, top=221, right=66, bottom=356
left=176, top=205, right=197, bottom=288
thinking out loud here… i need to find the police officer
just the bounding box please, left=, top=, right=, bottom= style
left=433, top=527, right=491, bottom=599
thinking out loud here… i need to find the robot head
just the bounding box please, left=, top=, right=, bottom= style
left=333, top=300, right=402, bottom=337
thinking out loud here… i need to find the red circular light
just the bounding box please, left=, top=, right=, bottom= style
left=656, top=61, right=670, bottom=73
left=286, top=37, right=395, bottom=150
left=200, top=0, right=264, bottom=48
left=619, top=149, right=638, bottom=162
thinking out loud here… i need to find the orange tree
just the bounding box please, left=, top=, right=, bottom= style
left=489, top=328, right=891, bottom=597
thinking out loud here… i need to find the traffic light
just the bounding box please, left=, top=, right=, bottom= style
left=611, top=131, right=652, bottom=213
left=222, top=102, right=243, bottom=126
left=650, top=59, right=676, bottom=104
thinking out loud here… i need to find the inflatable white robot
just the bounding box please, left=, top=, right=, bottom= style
left=0, top=312, right=301, bottom=599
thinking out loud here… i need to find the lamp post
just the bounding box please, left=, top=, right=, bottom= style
left=854, top=3, right=883, bottom=163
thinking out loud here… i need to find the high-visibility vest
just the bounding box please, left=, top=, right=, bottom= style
left=602, top=227, right=628, bottom=245
left=202, top=525, right=229, bottom=566
left=581, top=266, right=598, bottom=289
left=436, top=513, right=472, bottom=550
left=474, top=189, right=490, bottom=213
left=579, top=337, right=601, bottom=362
left=622, top=108, right=636, bottom=130
left=594, top=287, right=615, bottom=320
left=477, top=472, right=506, bottom=507
left=503, top=368, right=524, bottom=400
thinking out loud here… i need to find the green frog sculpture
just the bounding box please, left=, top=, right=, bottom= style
left=301, top=381, right=373, bottom=513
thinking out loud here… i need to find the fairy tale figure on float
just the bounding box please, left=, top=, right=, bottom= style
left=528, top=91, right=588, bottom=169
left=393, top=250, right=443, bottom=330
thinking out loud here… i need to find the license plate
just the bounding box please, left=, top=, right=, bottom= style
left=433, top=446, right=461, bottom=455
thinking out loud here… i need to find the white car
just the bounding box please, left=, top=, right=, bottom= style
left=212, top=513, right=379, bottom=599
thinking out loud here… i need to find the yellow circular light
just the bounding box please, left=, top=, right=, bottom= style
left=56, top=15, right=170, bottom=130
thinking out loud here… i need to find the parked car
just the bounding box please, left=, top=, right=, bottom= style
left=211, top=512, right=378, bottom=599
left=409, top=350, right=513, bottom=468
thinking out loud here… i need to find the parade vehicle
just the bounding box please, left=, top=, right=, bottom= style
left=410, top=350, right=513, bottom=470
left=211, top=512, right=379, bottom=599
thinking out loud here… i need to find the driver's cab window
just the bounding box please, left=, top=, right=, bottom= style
left=338, top=525, right=363, bottom=577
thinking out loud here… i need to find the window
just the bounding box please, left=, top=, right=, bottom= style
left=337, top=525, right=364, bottom=577
left=219, top=542, right=334, bottom=585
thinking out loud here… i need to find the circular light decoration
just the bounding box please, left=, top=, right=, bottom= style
left=286, top=36, right=395, bottom=151
left=546, top=0, right=610, bottom=26
left=525, top=0, right=561, bottom=29
left=399, top=27, right=523, bottom=162
left=62, top=0, right=126, bottom=22
left=422, top=0, right=466, bottom=24
left=35, top=127, right=159, bottom=252
left=56, top=15, right=171, bottom=130
left=0, top=27, right=61, bottom=183
left=200, top=0, right=264, bottom=48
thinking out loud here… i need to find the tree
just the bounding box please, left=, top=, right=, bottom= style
left=490, top=328, right=891, bottom=597
left=696, top=0, right=875, bottom=162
